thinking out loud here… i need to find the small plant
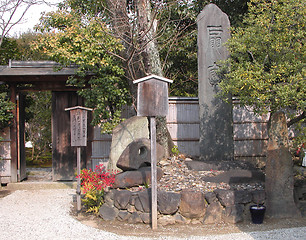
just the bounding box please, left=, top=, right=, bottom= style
left=171, top=145, right=180, bottom=156
left=78, top=164, right=116, bottom=214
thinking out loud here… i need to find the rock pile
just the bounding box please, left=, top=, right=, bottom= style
left=157, top=156, right=264, bottom=193
left=100, top=187, right=266, bottom=225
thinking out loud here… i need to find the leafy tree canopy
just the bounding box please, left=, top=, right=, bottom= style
left=219, top=0, right=305, bottom=144
left=33, top=3, right=131, bottom=132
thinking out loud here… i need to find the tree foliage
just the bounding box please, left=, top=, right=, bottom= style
left=33, top=4, right=130, bottom=132
left=25, top=91, right=52, bottom=162
left=219, top=0, right=305, bottom=144
left=158, top=0, right=249, bottom=96
left=0, top=86, right=14, bottom=130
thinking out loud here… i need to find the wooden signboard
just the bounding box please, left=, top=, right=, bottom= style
left=65, top=106, right=92, bottom=146
left=133, top=74, right=173, bottom=117
left=65, top=106, right=92, bottom=212
left=133, top=75, right=172, bottom=230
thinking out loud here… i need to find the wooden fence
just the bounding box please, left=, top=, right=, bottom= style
left=0, top=128, right=11, bottom=184
left=90, top=97, right=269, bottom=169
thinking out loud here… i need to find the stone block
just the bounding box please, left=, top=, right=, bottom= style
left=215, top=189, right=252, bottom=206
left=222, top=204, right=244, bottom=224
left=134, top=189, right=151, bottom=213
left=117, top=138, right=165, bottom=171
left=117, top=211, right=130, bottom=221
left=128, top=212, right=143, bottom=224
left=157, top=191, right=181, bottom=215
left=108, top=116, right=149, bottom=171
left=203, top=202, right=223, bottom=224
left=113, top=167, right=163, bottom=188
left=99, top=204, right=119, bottom=221
left=140, top=213, right=151, bottom=224
left=179, top=190, right=206, bottom=219
left=215, top=189, right=235, bottom=206
left=204, top=192, right=217, bottom=204
left=114, top=190, right=132, bottom=210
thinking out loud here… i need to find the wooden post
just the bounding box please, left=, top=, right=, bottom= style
left=9, top=84, right=18, bottom=183
left=65, top=106, right=92, bottom=213
left=133, top=75, right=173, bottom=230
left=150, top=117, right=157, bottom=230
left=76, top=147, right=81, bottom=211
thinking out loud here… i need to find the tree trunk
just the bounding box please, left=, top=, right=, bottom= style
left=136, top=0, right=172, bottom=156
left=106, top=0, right=174, bottom=156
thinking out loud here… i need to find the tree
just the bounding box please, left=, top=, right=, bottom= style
left=25, top=91, right=52, bottom=163
left=0, top=87, right=14, bottom=130
left=219, top=0, right=305, bottom=147
left=0, top=37, right=19, bottom=131
left=33, top=4, right=130, bottom=132
left=15, top=31, right=49, bottom=60
left=0, top=0, right=55, bottom=46
left=159, top=0, right=250, bottom=96
left=34, top=0, right=179, bottom=153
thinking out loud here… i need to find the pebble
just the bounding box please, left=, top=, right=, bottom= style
left=157, top=156, right=264, bottom=193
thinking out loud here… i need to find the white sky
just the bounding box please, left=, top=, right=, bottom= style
left=9, top=0, right=62, bottom=36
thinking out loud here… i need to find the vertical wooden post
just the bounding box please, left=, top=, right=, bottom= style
left=76, top=147, right=81, bottom=211
left=65, top=106, right=92, bottom=213
left=150, top=117, right=157, bottom=230
left=133, top=75, right=173, bottom=230
left=9, top=84, right=18, bottom=183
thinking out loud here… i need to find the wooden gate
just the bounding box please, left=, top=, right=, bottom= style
left=52, top=91, right=91, bottom=181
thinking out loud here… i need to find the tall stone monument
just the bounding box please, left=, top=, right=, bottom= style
left=197, top=4, right=234, bottom=161
left=265, top=112, right=301, bottom=218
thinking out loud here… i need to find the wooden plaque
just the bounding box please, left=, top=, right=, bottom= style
left=134, top=75, right=173, bottom=117
left=65, top=106, right=92, bottom=147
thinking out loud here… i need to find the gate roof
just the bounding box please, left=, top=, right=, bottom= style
left=0, top=60, right=85, bottom=91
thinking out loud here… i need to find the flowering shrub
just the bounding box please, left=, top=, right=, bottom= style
left=78, top=164, right=116, bottom=214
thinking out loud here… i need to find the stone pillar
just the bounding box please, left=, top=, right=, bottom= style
left=265, top=111, right=301, bottom=218
left=197, top=4, right=234, bottom=161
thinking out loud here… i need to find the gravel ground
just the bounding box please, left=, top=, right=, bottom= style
left=0, top=188, right=306, bottom=240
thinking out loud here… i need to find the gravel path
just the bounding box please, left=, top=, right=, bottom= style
left=0, top=189, right=305, bottom=240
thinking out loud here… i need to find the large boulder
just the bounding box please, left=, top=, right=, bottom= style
left=157, top=191, right=181, bottom=215
left=117, top=138, right=165, bottom=171
left=179, top=190, right=206, bottom=219
left=113, top=167, right=163, bottom=188
left=99, top=204, right=119, bottom=221
left=108, top=116, right=149, bottom=172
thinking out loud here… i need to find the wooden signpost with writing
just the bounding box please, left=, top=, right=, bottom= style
left=65, top=106, right=92, bottom=212
left=133, top=74, right=173, bottom=229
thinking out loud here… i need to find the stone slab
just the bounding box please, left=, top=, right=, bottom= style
left=201, top=169, right=265, bottom=184
left=113, top=167, right=163, bottom=188
left=116, top=138, right=164, bottom=171
left=197, top=3, right=234, bottom=161
left=108, top=116, right=149, bottom=172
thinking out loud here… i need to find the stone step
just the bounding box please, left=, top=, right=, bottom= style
left=201, top=169, right=265, bottom=184
left=2, top=181, right=77, bottom=191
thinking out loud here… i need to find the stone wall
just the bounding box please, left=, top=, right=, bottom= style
left=99, top=188, right=265, bottom=225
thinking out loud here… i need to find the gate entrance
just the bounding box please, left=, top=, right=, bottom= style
left=0, top=61, right=92, bottom=183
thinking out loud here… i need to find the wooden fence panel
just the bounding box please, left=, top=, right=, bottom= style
left=166, top=97, right=200, bottom=156
left=91, top=98, right=271, bottom=165
left=0, top=128, right=11, bottom=183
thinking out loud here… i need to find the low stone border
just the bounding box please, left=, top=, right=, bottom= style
left=99, top=188, right=265, bottom=225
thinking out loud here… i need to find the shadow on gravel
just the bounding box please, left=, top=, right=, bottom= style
left=0, top=190, right=12, bottom=198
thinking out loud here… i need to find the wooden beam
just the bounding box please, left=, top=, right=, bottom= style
left=9, top=84, right=18, bottom=182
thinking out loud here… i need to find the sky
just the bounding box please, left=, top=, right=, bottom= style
left=9, top=0, right=62, bottom=36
